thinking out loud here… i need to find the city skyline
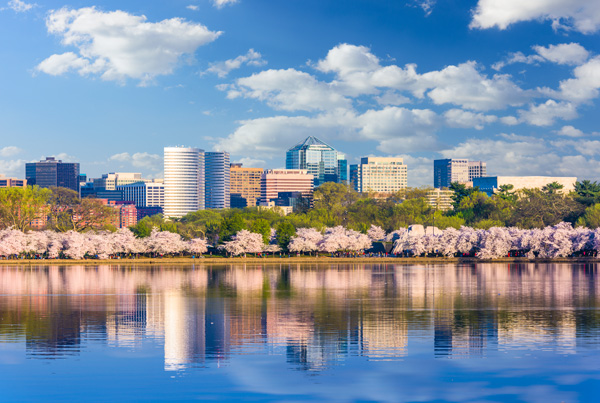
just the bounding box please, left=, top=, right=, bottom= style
left=1, top=1, right=599, bottom=187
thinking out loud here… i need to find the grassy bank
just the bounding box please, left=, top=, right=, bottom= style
left=1, top=256, right=600, bottom=266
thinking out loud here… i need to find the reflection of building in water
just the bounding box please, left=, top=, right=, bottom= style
left=106, top=293, right=147, bottom=347
left=164, top=289, right=206, bottom=371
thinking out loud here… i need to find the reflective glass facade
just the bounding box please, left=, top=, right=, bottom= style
left=285, top=136, right=347, bottom=187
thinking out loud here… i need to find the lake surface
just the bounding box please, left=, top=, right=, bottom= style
left=0, top=263, right=599, bottom=402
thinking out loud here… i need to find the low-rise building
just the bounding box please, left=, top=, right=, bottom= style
left=117, top=180, right=164, bottom=208
left=426, top=189, right=454, bottom=210
left=473, top=176, right=577, bottom=196
left=0, top=175, right=27, bottom=188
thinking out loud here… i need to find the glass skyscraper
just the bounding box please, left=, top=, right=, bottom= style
left=285, top=136, right=347, bottom=187
left=205, top=152, right=230, bottom=209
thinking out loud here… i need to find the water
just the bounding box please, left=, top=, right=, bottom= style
left=0, top=263, right=599, bottom=402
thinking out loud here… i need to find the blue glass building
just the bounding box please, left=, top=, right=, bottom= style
left=285, top=136, right=348, bottom=187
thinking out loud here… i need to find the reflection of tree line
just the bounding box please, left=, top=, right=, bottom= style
left=0, top=264, right=599, bottom=368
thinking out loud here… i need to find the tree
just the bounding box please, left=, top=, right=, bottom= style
left=288, top=227, right=323, bottom=254
left=275, top=221, right=296, bottom=251
left=0, top=186, right=52, bottom=230
left=250, top=218, right=271, bottom=244
left=574, top=180, right=600, bottom=206
left=223, top=230, right=264, bottom=256
left=449, top=182, right=479, bottom=209
left=509, top=188, right=583, bottom=228
left=542, top=181, right=564, bottom=194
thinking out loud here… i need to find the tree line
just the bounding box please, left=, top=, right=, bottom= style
left=2, top=180, right=600, bottom=254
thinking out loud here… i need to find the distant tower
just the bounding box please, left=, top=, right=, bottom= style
left=285, top=136, right=348, bottom=187
left=164, top=147, right=204, bottom=218
left=205, top=152, right=230, bottom=209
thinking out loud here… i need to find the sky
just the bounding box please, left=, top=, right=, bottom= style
left=0, top=0, right=599, bottom=186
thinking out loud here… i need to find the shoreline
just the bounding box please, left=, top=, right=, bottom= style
left=1, top=256, right=600, bottom=266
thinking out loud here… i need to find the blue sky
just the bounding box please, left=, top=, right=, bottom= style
left=1, top=0, right=599, bottom=186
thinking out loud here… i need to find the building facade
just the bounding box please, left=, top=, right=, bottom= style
left=285, top=136, right=347, bottom=187
left=25, top=157, right=80, bottom=192
left=426, top=188, right=454, bottom=211
left=118, top=180, right=164, bottom=208
left=433, top=159, right=487, bottom=188
left=164, top=147, right=204, bottom=218
left=229, top=163, right=263, bottom=208
left=473, top=176, right=577, bottom=197
left=260, top=169, right=313, bottom=205
left=205, top=152, right=230, bottom=209
left=350, top=157, right=408, bottom=194
left=0, top=175, right=26, bottom=188
left=93, top=172, right=143, bottom=190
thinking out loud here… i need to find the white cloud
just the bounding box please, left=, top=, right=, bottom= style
left=36, top=7, right=221, bottom=85
left=441, top=135, right=600, bottom=180
left=213, top=0, right=238, bottom=9
left=234, top=157, right=266, bottom=168
left=108, top=152, right=162, bottom=171
left=186, top=5, right=199, bottom=11
left=205, top=49, right=266, bottom=78
left=551, top=139, right=600, bottom=156
left=0, top=159, right=27, bottom=177
left=0, top=146, right=22, bottom=157
left=533, top=43, right=589, bottom=66
left=7, top=0, right=34, bottom=13
left=230, top=68, right=351, bottom=111
left=555, top=125, right=584, bottom=138
left=549, top=56, right=600, bottom=103
left=470, top=0, right=600, bottom=34
left=517, top=100, right=577, bottom=126
left=412, top=1, right=436, bottom=17
left=374, top=91, right=411, bottom=106
left=420, top=62, right=529, bottom=110
left=443, top=109, right=497, bottom=129
left=493, top=43, right=590, bottom=71
left=215, top=106, right=440, bottom=161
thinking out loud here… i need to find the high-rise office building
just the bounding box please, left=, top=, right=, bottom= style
left=230, top=163, right=263, bottom=208
left=261, top=169, right=313, bottom=204
left=349, top=157, right=408, bottom=194
left=164, top=147, right=204, bottom=218
left=285, top=136, right=348, bottom=187
left=433, top=159, right=487, bottom=188
left=205, top=152, right=230, bottom=209
left=25, top=157, right=80, bottom=192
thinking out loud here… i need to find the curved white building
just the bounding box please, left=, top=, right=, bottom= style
left=164, top=147, right=204, bottom=218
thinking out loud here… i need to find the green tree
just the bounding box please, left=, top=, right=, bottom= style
left=219, top=213, right=246, bottom=242
left=250, top=218, right=271, bottom=244
left=574, top=180, right=600, bottom=206
left=275, top=221, right=296, bottom=251
left=509, top=188, right=583, bottom=228
left=0, top=186, right=52, bottom=230
left=576, top=203, right=600, bottom=228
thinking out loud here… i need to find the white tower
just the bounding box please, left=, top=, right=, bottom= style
left=164, top=146, right=204, bottom=218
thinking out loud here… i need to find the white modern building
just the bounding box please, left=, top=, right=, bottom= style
left=205, top=152, right=230, bottom=209
left=117, top=180, right=165, bottom=208
left=473, top=176, right=577, bottom=196
left=164, top=147, right=204, bottom=218
left=349, top=157, right=408, bottom=194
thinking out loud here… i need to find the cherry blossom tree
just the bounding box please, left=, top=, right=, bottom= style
left=288, top=228, right=323, bottom=254
left=223, top=230, right=264, bottom=256
left=187, top=237, right=209, bottom=255
left=367, top=225, right=386, bottom=242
